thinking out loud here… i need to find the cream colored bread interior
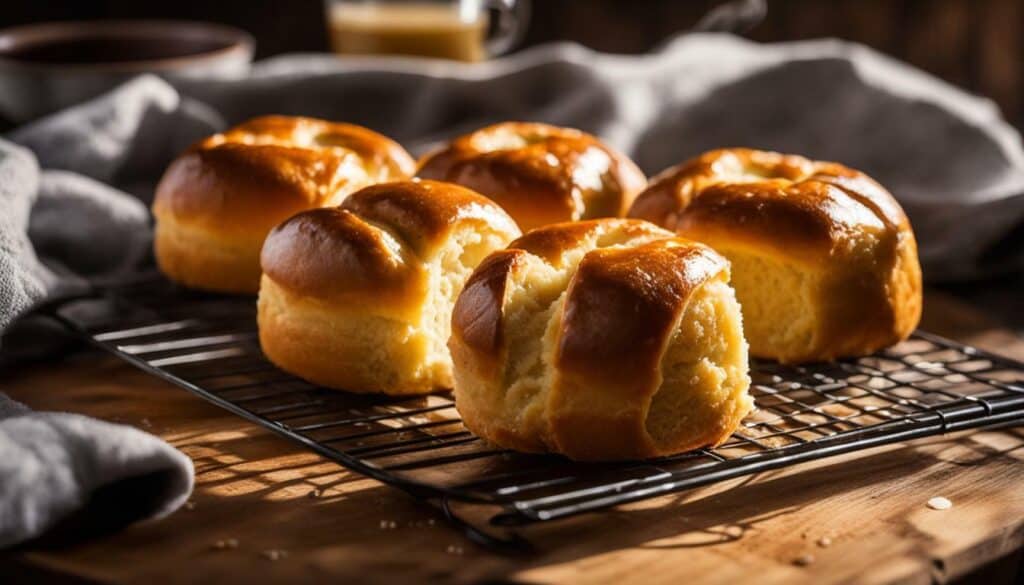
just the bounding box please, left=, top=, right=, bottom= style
left=712, top=245, right=819, bottom=362
left=475, top=227, right=678, bottom=445
left=646, top=277, right=751, bottom=449
left=494, top=257, right=567, bottom=443
left=422, top=227, right=515, bottom=387
left=454, top=227, right=754, bottom=456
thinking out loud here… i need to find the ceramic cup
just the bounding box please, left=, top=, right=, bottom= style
left=0, top=20, right=254, bottom=123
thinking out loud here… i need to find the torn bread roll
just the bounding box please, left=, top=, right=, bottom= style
left=449, top=218, right=752, bottom=461
left=258, top=179, right=520, bottom=395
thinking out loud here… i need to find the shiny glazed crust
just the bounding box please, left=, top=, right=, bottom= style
left=258, top=180, right=521, bottom=394
left=628, top=148, right=923, bottom=362
left=152, top=115, right=416, bottom=293
left=450, top=218, right=753, bottom=460
left=416, top=122, right=647, bottom=231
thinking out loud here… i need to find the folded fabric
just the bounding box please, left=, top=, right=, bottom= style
left=0, top=394, right=193, bottom=548
left=1, top=76, right=221, bottom=333
left=0, top=141, right=52, bottom=334
left=1, top=32, right=1023, bottom=548
left=0, top=78, right=210, bottom=548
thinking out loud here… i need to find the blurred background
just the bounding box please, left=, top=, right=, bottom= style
left=2, top=0, right=1021, bottom=129
left=0, top=0, right=1020, bottom=330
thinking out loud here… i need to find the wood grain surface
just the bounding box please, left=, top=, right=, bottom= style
left=0, top=290, right=1022, bottom=584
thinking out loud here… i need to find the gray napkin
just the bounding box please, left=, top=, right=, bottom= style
left=2, top=75, right=222, bottom=325
left=0, top=396, right=193, bottom=548
left=0, top=77, right=212, bottom=548
left=0, top=143, right=48, bottom=331
left=1, top=32, right=1023, bottom=547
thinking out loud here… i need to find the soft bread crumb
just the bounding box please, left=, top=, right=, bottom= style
left=451, top=220, right=753, bottom=459
left=717, top=247, right=817, bottom=361
left=453, top=225, right=673, bottom=453
left=422, top=229, right=510, bottom=386
left=646, top=278, right=751, bottom=449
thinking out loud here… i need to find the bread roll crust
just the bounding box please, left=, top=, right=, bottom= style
left=152, top=115, right=416, bottom=293
left=629, top=148, right=923, bottom=362
left=260, top=206, right=422, bottom=312
left=416, top=122, right=647, bottom=231
left=557, top=239, right=730, bottom=384
left=260, top=180, right=521, bottom=316
left=450, top=219, right=752, bottom=460
left=259, top=179, right=521, bottom=394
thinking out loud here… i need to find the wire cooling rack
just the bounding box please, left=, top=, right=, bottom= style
left=45, top=276, right=1024, bottom=550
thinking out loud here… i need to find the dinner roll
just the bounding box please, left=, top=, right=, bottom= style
left=629, top=148, right=922, bottom=363
left=450, top=219, right=752, bottom=461
left=153, top=115, right=416, bottom=293
left=416, top=122, right=647, bottom=231
left=258, top=180, right=520, bottom=395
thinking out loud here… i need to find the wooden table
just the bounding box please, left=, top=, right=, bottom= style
left=1, top=291, right=1023, bottom=584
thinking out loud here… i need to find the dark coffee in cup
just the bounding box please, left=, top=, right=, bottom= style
left=0, top=36, right=234, bottom=65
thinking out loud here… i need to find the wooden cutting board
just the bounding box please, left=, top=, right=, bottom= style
left=0, top=290, right=1022, bottom=584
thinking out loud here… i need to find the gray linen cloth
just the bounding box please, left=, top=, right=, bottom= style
left=0, top=78, right=204, bottom=548
left=0, top=397, right=193, bottom=548
left=1, top=32, right=1023, bottom=547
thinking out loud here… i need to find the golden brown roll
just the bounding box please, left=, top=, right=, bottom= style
left=152, top=115, right=416, bottom=293
left=629, top=148, right=923, bottom=363
left=449, top=218, right=752, bottom=461
left=416, top=122, right=647, bottom=231
left=258, top=179, right=521, bottom=395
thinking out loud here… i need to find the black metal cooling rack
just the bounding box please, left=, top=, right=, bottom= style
left=44, top=276, right=1024, bottom=550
